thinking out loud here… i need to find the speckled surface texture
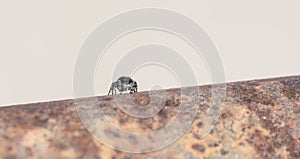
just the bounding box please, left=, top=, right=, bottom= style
left=0, top=76, right=299, bottom=159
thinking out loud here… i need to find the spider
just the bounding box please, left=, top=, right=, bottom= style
left=108, top=76, right=138, bottom=95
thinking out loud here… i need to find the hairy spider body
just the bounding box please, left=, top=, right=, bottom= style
left=108, top=76, right=138, bottom=95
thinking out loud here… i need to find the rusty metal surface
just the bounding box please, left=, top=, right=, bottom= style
left=0, top=76, right=299, bottom=159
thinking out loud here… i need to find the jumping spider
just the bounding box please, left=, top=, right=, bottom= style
left=108, top=76, right=138, bottom=95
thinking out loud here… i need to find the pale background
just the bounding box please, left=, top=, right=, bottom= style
left=0, top=0, right=299, bottom=107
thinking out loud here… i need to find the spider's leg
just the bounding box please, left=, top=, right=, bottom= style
left=108, top=84, right=113, bottom=95
left=110, top=83, right=116, bottom=95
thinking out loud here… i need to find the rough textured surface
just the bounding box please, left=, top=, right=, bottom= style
left=0, top=75, right=299, bottom=159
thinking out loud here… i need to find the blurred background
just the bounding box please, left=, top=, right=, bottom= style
left=0, top=0, right=299, bottom=106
